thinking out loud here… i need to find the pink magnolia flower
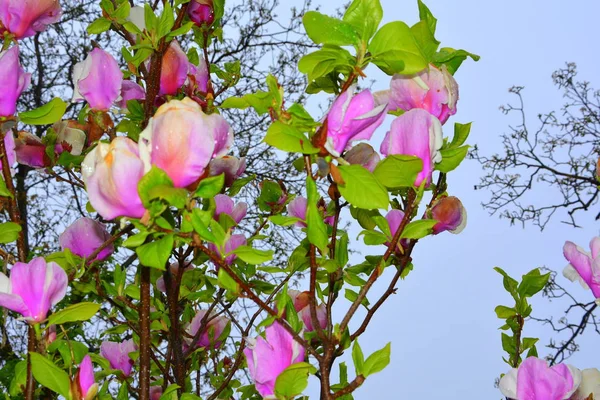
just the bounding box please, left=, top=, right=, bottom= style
left=73, top=355, right=98, bottom=400
left=324, top=85, right=387, bottom=157
left=499, top=356, right=581, bottom=400
left=0, top=46, right=31, bottom=117
left=188, top=56, right=209, bottom=93
left=430, top=196, right=467, bottom=234
left=116, top=80, right=145, bottom=109
left=14, top=123, right=85, bottom=168
left=139, top=97, right=233, bottom=188
left=208, top=156, right=246, bottom=187
left=287, top=196, right=334, bottom=228
left=563, top=237, right=600, bottom=300
left=0, top=130, right=16, bottom=172
left=343, top=143, right=380, bottom=173
left=184, top=309, right=229, bottom=350
left=0, top=0, right=62, bottom=39
left=100, top=339, right=137, bottom=377
left=380, top=108, right=443, bottom=186
left=214, top=194, right=247, bottom=224
left=59, top=217, right=113, bottom=261
left=72, top=48, right=123, bottom=111
left=288, top=290, right=326, bottom=332
left=376, top=64, right=459, bottom=125
left=81, top=137, right=146, bottom=220
left=572, top=368, right=600, bottom=400
left=244, top=322, right=305, bottom=398
left=159, top=41, right=189, bottom=96
left=208, top=234, right=246, bottom=266
left=0, top=257, right=68, bottom=323
left=188, top=0, right=215, bottom=26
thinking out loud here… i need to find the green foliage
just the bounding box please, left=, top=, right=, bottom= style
left=373, top=155, right=423, bottom=189
left=136, top=234, right=174, bottom=270
left=306, top=177, right=329, bottom=254
left=0, top=222, right=21, bottom=244
left=343, top=0, right=383, bottom=41
left=19, top=98, right=67, bottom=125
left=194, top=174, right=225, bottom=198
left=29, top=353, right=71, bottom=399
left=47, top=302, right=100, bottom=325
left=337, top=165, right=389, bottom=210
left=303, top=12, right=360, bottom=47
left=274, top=362, right=317, bottom=399
left=369, top=22, right=428, bottom=75
left=264, top=121, right=320, bottom=154
left=494, top=267, right=550, bottom=367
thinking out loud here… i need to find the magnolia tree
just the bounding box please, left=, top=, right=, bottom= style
left=0, top=1, right=597, bottom=400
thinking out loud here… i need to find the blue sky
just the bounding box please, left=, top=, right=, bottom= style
left=297, top=0, right=600, bottom=397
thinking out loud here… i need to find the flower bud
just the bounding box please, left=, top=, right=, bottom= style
left=208, top=156, right=246, bottom=187
left=59, top=217, right=113, bottom=261
left=288, top=290, right=327, bottom=332
left=563, top=237, right=600, bottom=300
left=380, top=109, right=443, bottom=186
left=150, top=386, right=163, bottom=400
left=116, top=80, right=145, bottom=109
left=0, top=46, right=31, bottom=117
left=343, top=143, right=380, bottom=172
left=188, top=55, right=209, bottom=93
left=139, top=98, right=233, bottom=188
left=0, top=0, right=62, bottom=39
left=188, top=0, right=215, bottom=26
left=287, top=196, right=334, bottom=227
left=184, top=309, right=229, bottom=350
left=14, top=123, right=85, bottom=168
left=159, top=41, right=189, bottom=96
left=380, top=64, right=458, bottom=125
left=72, top=48, right=123, bottom=111
left=324, top=85, right=387, bottom=157
left=244, top=322, right=305, bottom=398
left=82, top=137, right=146, bottom=220
left=430, top=196, right=467, bottom=234
left=499, top=356, right=581, bottom=400
left=72, top=355, right=98, bottom=400
left=100, top=339, right=137, bottom=377
left=214, top=194, right=247, bottom=224
left=0, top=257, right=68, bottom=323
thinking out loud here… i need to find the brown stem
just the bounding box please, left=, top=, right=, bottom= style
left=24, top=328, right=36, bottom=400
left=163, top=265, right=186, bottom=391
left=332, top=375, right=364, bottom=398
left=138, top=265, right=151, bottom=400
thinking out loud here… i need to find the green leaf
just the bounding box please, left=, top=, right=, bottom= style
left=351, top=341, right=365, bottom=375
left=306, top=177, right=329, bottom=254
left=9, top=360, right=27, bottom=396
left=270, top=215, right=302, bottom=226
left=303, top=11, right=359, bottom=46
left=167, top=21, right=194, bottom=39
left=369, top=22, right=428, bottom=75
left=450, top=122, right=471, bottom=148
left=337, top=165, right=388, bottom=210
left=335, top=232, right=349, bottom=268
left=47, top=302, right=100, bottom=325
left=138, top=166, right=187, bottom=208
left=136, top=234, right=174, bottom=270
left=232, top=246, right=273, bottom=265
left=432, top=47, right=480, bottom=75
left=521, top=337, right=539, bottom=351
left=436, top=145, right=469, bottom=173
left=274, top=362, right=317, bottom=399
left=264, top=121, right=320, bottom=154
left=363, top=342, right=391, bottom=377
left=343, top=0, right=383, bottom=41
left=0, top=177, right=12, bottom=198
left=400, top=219, right=437, bottom=240
left=298, top=47, right=354, bottom=84
left=194, top=174, right=225, bottom=198
left=417, top=0, right=437, bottom=35
left=87, top=17, right=112, bottom=34
left=156, top=2, right=174, bottom=39
left=501, top=332, right=516, bottom=355
left=518, top=269, right=551, bottom=298
left=494, top=267, right=519, bottom=301
left=373, top=155, right=423, bottom=189
left=217, top=268, right=240, bottom=293
left=19, top=98, right=67, bottom=126
left=411, top=19, right=440, bottom=61
left=29, top=353, right=71, bottom=398
left=0, top=222, right=21, bottom=244
left=494, top=305, right=516, bottom=319
left=123, top=231, right=151, bottom=248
